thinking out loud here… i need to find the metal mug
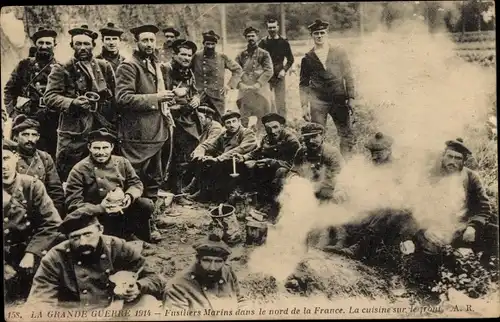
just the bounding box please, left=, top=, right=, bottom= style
left=84, top=92, right=100, bottom=112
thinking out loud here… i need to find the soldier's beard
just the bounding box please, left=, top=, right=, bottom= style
left=35, top=49, right=53, bottom=61
left=75, top=49, right=93, bottom=61
left=18, top=142, right=37, bottom=156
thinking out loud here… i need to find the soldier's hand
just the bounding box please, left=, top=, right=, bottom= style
left=462, top=226, right=476, bottom=243
left=122, top=283, right=141, bottom=302
left=19, top=252, right=35, bottom=272
left=233, top=153, right=245, bottom=162
left=277, top=69, right=286, bottom=79
left=400, top=240, right=415, bottom=255
left=157, top=90, right=175, bottom=101
left=302, top=105, right=311, bottom=122
left=424, top=229, right=447, bottom=246
left=101, top=198, right=117, bottom=214
left=244, top=160, right=257, bottom=169
left=121, top=194, right=132, bottom=210
left=220, top=85, right=231, bottom=96
left=189, top=96, right=201, bottom=108
left=72, top=96, right=91, bottom=110
left=4, top=263, right=17, bottom=281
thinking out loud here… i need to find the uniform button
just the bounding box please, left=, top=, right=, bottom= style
left=77, top=261, right=82, bottom=265
left=4, top=229, right=10, bottom=234
left=42, top=250, right=47, bottom=255
left=66, top=248, right=71, bottom=253
left=100, top=254, right=106, bottom=259
left=4, top=218, right=8, bottom=222
left=105, top=269, right=110, bottom=274
left=203, top=287, right=207, bottom=291
left=26, top=221, right=31, bottom=226
left=107, top=296, right=111, bottom=300
left=219, top=280, right=224, bottom=284
left=99, top=188, right=104, bottom=191
left=94, top=167, right=97, bottom=170
left=24, top=214, right=28, bottom=218
left=22, top=200, right=26, bottom=204
left=106, top=283, right=110, bottom=287
left=82, top=289, right=88, bottom=294
left=7, top=240, right=11, bottom=243
left=190, top=274, right=195, bottom=280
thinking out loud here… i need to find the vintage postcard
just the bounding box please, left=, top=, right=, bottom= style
left=2, top=2, right=498, bottom=321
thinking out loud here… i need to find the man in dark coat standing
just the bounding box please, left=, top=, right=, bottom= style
left=3, top=27, right=59, bottom=158
left=258, top=18, right=295, bottom=118
left=44, top=24, right=116, bottom=182
left=3, top=139, right=63, bottom=303
left=235, top=27, right=274, bottom=133
left=96, top=22, right=126, bottom=72
left=115, top=24, right=173, bottom=200
left=192, top=30, right=242, bottom=120
left=27, top=206, right=165, bottom=309
left=11, top=114, right=65, bottom=217
left=159, top=26, right=180, bottom=63
left=299, top=19, right=356, bottom=156
left=65, top=129, right=154, bottom=242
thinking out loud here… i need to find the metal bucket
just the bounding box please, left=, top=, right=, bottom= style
left=84, top=91, right=100, bottom=112
left=209, top=204, right=241, bottom=245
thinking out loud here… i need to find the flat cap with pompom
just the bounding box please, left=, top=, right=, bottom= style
left=11, top=114, right=40, bottom=135
left=308, top=19, right=329, bottom=32
left=193, top=233, right=231, bottom=258
left=445, top=137, right=471, bottom=156
left=365, top=132, right=394, bottom=151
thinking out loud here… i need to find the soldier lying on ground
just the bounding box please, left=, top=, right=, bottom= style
left=3, top=27, right=60, bottom=158
left=163, top=233, right=246, bottom=310
left=291, top=122, right=345, bottom=202
left=27, top=205, right=165, bottom=309
left=11, top=115, right=65, bottom=218
left=234, top=112, right=300, bottom=220
left=190, top=110, right=257, bottom=203
left=3, top=139, right=63, bottom=303
left=65, top=129, right=154, bottom=243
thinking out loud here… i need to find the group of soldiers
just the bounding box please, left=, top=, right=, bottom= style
left=2, top=15, right=498, bottom=310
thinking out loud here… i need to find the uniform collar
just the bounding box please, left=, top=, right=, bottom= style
left=100, top=48, right=120, bottom=60
left=223, top=126, right=242, bottom=138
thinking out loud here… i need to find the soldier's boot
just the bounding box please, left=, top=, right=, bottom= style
left=176, top=196, right=193, bottom=206
left=182, top=177, right=198, bottom=194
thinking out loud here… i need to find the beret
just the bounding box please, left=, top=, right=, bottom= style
left=202, top=30, right=220, bottom=43
left=301, top=122, right=325, bottom=136
left=130, top=24, right=159, bottom=37
left=193, top=233, right=231, bottom=258
left=308, top=19, right=329, bottom=32
left=87, top=128, right=116, bottom=144
left=31, top=27, right=57, bottom=42
left=445, top=138, right=471, bottom=156
left=68, top=24, right=98, bottom=40
left=162, top=26, right=180, bottom=37
left=99, top=22, right=124, bottom=37
left=3, top=138, right=18, bottom=152
left=11, top=114, right=40, bottom=135
left=243, top=26, right=259, bottom=36
left=172, top=39, right=197, bottom=53
left=60, top=206, right=101, bottom=235
left=365, top=132, right=394, bottom=151
left=221, top=110, right=241, bottom=122
left=198, top=105, right=217, bottom=116
left=261, top=112, right=285, bottom=125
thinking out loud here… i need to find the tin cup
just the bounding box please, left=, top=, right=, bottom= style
left=84, top=91, right=100, bottom=112
left=209, top=204, right=241, bottom=245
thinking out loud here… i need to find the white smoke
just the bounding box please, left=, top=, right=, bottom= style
left=1, top=10, right=27, bottom=48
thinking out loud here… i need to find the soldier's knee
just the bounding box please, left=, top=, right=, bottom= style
left=134, top=197, right=155, bottom=217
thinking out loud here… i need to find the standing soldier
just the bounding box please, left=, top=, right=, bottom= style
left=3, top=27, right=59, bottom=158
left=11, top=115, right=65, bottom=217
left=235, top=27, right=274, bottom=132
left=192, top=30, right=243, bottom=121
left=3, top=139, right=63, bottom=303
left=96, top=22, right=126, bottom=72
left=258, top=18, right=294, bottom=118
left=159, top=26, right=180, bottom=63
left=115, top=24, right=172, bottom=200
left=162, top=39, right=203, bottom=199
left=44, top=24, right=116, bottom=182
left=299, top=19, right=356, bottom=156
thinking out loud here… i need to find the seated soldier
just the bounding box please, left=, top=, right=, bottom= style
left=163, top=233, right=245, bottom=310
left=190, top=110, right=257, bottom=202
left=400, top=138, right=497, bottom=263
left=291, top=122, right=344, bottom=202
left=11, top=114, right=65, bottom=217
left=27, top=205, right=165, bottom=309
left=3, top=139, right=63, bottom=303
left=366, top=131, right=393, bottom=165
left=65, top=129, right=154, bottom=242
left=235, top=112, right=300, bottom=206
left=182, top=105, right=223, bottom=197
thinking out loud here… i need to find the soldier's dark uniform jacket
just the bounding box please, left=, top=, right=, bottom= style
left=163, top=263, right=244, bottom=310
left=65, top=155, right=143, bottom=213
left=27, top=235, right=165, bottom=308
left=3, top=173, right=62, bottom=263
left=243, top=128, right=300, bottom=168
left=292, top=144, right=344, bottom=200
left=17, top=149, right=65, bottom=217
left=191, top=51, right=242, bottom=118
left=96, top=50, right=126, bottom=73
left=3, top=57, right=57, bottom=117
left=44, top=57, right=116, bottom=180
left=199, top=126, right=257, bottom=160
